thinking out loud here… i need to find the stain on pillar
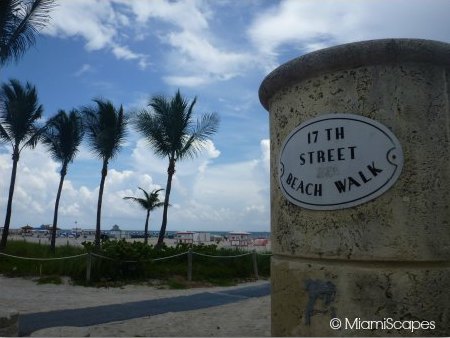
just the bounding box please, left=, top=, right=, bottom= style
left=304, top=279, right=336, bottom=325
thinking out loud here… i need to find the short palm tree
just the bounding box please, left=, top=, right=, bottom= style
left=134, top=90, right=219, bottom=247
left=42, top=109, right=84, bottom=252
left=123, top=187, right=164, bottom=244
left=83, top=99, right=127, bottom=248
left=0, top=0, right=55, bottom=68
left=0, top=79, right=43, bottom=249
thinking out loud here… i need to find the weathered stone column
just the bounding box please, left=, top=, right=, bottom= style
left=259, top=39, right=450, bottom=336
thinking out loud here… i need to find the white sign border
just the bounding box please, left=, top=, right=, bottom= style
left=278, top=113, right=404, bottom=210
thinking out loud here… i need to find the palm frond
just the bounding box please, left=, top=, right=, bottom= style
left=0, top=0, right=56, bottom=66
left=0, top=78, right=43, bottom=151
left=136, top=89, right=220, bottom=169
left=179, top=112, right=220, bottom=160
left=42, top=109, right=84, bottom=164
left=136, top=90, right=218, bottom=161
left=123, top=187, right=164, bottom=212
left=138, top=186, right=150, bottom=200
left=134, top=110, right=172, bottom=159
left=20, top=124, right=42, bottom=150
left=153, top=202, right=165, bottom=209
left=82, top=98, right=127, bottom=162
left=123, top=196, right=149, bottom=210
left=0, top=123, right=11, bottom=143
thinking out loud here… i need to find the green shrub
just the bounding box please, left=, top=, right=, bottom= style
left=0, top=240, right=87, bottom=279
left=0, top=239, right=271, bottom=286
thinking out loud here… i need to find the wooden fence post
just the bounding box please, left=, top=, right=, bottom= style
left=252, top=250, right=259, bottom=280
left=187, top=248, right=192, bottom=282
left=86, top=252, right=92, bottom=283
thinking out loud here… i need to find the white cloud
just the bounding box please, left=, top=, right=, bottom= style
left=0, top=144, right=160, bottom=229
left=74, top=64, right=93, bottom=77
left=131, top=139, right=168, bottom=176
left=115, top=0, right=210, bottom=32
left=159, top=27, right=252, bottom=86
left=128, top=136, right=269, bottom=231
left=248, top=0, right=450, bottom=58
left=165, top=30, right=250, bottom=75
left=260, top=139, right=270, bottom=173
left=43, top=0, right=149, bottom=69
left=111, top=44, right=150, bottom=69
left=44, top=0, right=117, bottom=50
left=75, top=144, right=97, bottom=161
left=44, top=0, right=254, bottom=85
left=131, top=138, right=220, bottom=178
left=40, top=0, right=450, bottom=86
left=115, top=0, right=253, bottom=86
left=163, top=75, right=209, bottom=88
left=0, top=134, right=269, bottom=232
left=188, top=155, right=269, bottom=230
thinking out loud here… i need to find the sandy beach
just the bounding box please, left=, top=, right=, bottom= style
left=0, top=275, right=271, bottom=337
left=8, top=234, right=272, bottom=252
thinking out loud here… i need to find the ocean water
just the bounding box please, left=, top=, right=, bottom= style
left=124, top=230, right=271, bottom=239
left=12, top=227, right=270, bottom=239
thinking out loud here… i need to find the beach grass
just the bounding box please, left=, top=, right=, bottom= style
left=0, top=239, right=271, bottom=286
left=0, top=240, right=87, bottom=279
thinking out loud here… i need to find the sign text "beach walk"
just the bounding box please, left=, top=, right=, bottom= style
left=278, top=114, right=403, bottom=210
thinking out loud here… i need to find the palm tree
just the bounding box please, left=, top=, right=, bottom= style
left=0, top=79, right=43, bottom=249
left=83, top=99, right=127, bottom=248
left=0, top=0, right=55, bottom=68
left=123, top=188, right=164, bottom=244
left=134, top=90, right=219, bottom=247
left=42, top=109, right=84, bottom=252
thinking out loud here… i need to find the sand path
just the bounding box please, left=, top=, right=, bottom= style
left=0, top=276, right=271, bottom=337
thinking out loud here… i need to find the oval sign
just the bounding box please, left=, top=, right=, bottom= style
left=279, top=113, right=403, bottom=210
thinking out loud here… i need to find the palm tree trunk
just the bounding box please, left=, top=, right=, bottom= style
left=144, top=210, right=150, bottom=245
left=95, top=160, right=108, bottom=248
left=0, top=147, right=19, bottom=250
left=50, top=163, right=67, bottom=253
left=157, top=158, right=175, bottom=247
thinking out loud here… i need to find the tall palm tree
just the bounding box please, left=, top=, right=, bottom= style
left=42, top=109, right=84, bottom=252
left=0, top=79, right=43, bottom=249
left=0, top=0, right=55, bottom=68
left=123, top=188, right=164, bottom=244
left=134, top=90, right=219, bottom=247
left=83, top=99, right=127, bottom=248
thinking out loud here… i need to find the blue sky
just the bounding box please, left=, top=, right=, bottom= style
left=1, top=0, right=449, bottom=232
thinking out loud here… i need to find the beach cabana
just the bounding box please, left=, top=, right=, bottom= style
left=193, top=232, right=211, bottom=244
left=253, top=238, right=269, bottom=246
left=175, top=231, right=195, bottom=244
left=228, top=231, right=251, bottom=247
left=20, top=225, right=34, bottom=235
left=110, top=224, right=123, bottom=239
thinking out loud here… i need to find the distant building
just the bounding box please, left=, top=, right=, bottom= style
left=193, top=232, right=211, bottom=244
left=111, top=224, right=121, bottom=231
left=175, top=231, right=195, bottom=244
left=20, top=225, right=34, bottom=234
left=110, top=224, right=128, bottom=239
left=175, top=231, right=212, bottom=244
left=229, top=231, right=251, bottom=247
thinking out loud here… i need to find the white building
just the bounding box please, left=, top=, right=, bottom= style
left=228, top=231, right=251, bottom=247
left=175, top=231, right=195, bottom=244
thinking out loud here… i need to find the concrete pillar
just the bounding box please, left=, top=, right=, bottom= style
left=259, top=39, right=450, bottom=336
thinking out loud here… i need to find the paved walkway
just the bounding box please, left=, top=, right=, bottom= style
left=19, top=282, right=270, bottom=336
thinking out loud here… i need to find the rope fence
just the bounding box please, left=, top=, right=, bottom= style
left=0, top=252, right=88, bottom=261
left=0, top=249, right=272, bottom=282
left=193, top=251, right=252, bottom=258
